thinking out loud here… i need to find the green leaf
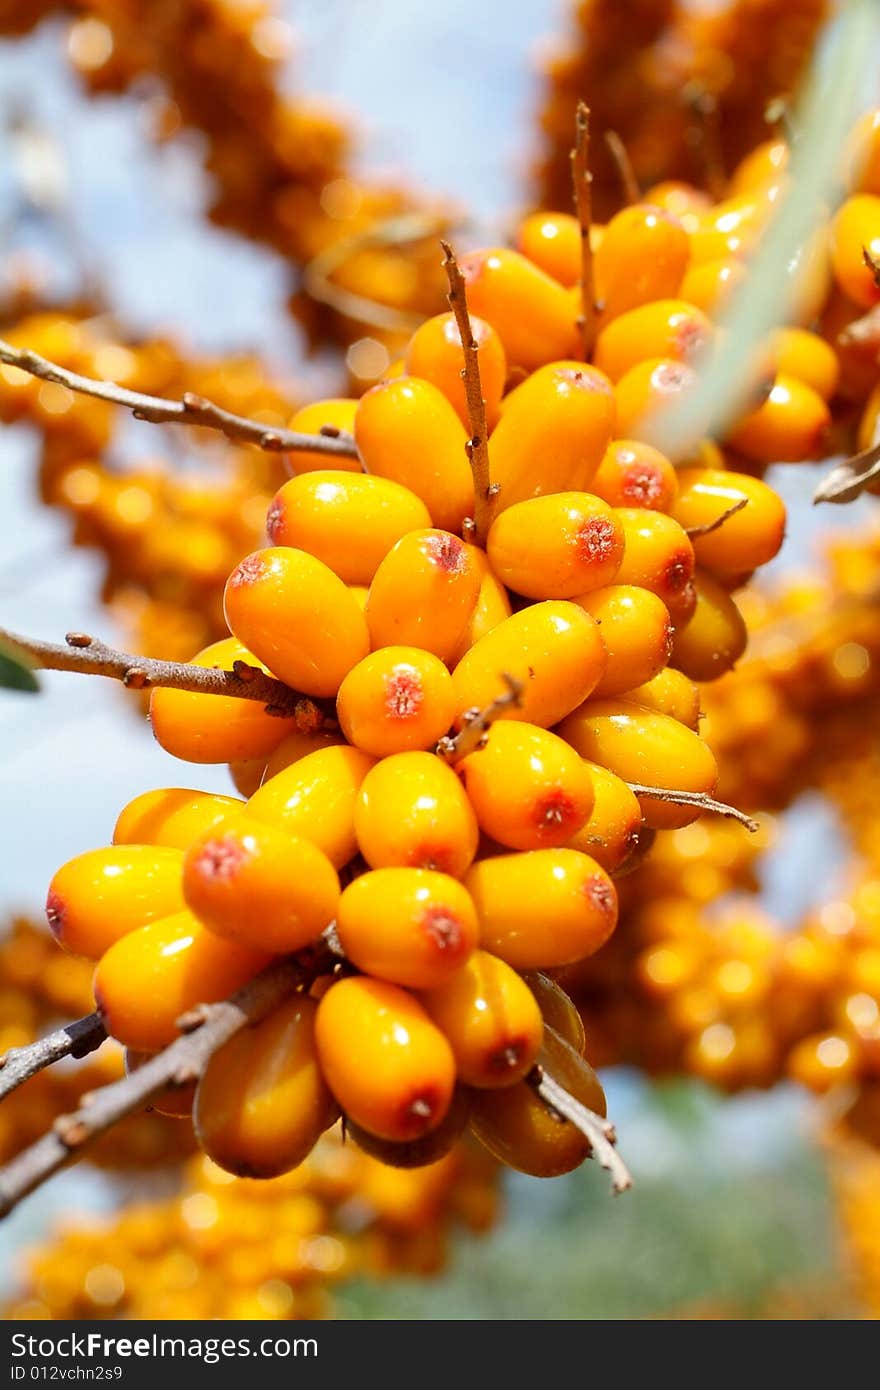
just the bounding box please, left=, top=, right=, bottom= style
left=0, top=639, right=39, bottom=693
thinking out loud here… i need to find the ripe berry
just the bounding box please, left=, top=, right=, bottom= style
left=622, top=668, right=701, bottom=729
left=422, top=950, right=543, bottom=1087
left=336, top=867, right=478, bottom=989
left=594, top=299, right=712, bottom=383
left=846, top=109, right=880, bottom=194
left=671, top=467, right=786, bottom=579
left=336, top=646, right=456, bottom=757
left=113, top=788, right=243, bottom=850
left=365, top=530, right=480, bottom=663
left=769, top=327, right=840, bottom=401
left=447, top=546, right=513, bottom=664
left=486, top=492, right=624, bottom=599
left=515, top=210, right=587, bottom=287
left=728, top=139, right=789, bottom=196
left=458, top=722, right=594, bottom=851
left=247, top=744, right=375, bottom=868
left=594, top=205, right=689, bottom=323
left=613, top=509, right=696, bottom=621
left=591, top=439, right=679, bottom=511
left=355, top=751, right=479, bottom=877
left=679, top=258, right=747, bottom=317
left=725, top=374, right=830, bottom=463
left=263, top=726, right=343, bottom=779
left=286, top=399, right=359, bottom=475
left=404, top=312, right=507, bottom=430
left=829, top=194, right=880, bottom=309
left=458, top=247, right=579, bottom=368
left=614, top=357, right=698, bottom=446
left=564, top=762, right=643, bottom=874
left=346, top=1086, right=472, bottom=1169
left=575, top=585, right=672, bottom=696
left=521, top=971, right=586, bottom=1054
left=46, top=845, right=185, bottom=959
left=671, top=572, right=748, bottom=681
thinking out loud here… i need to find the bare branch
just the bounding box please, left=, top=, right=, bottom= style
left=0, top=1013, right=107, bottom=1104
left=603, top=130, right=641, bottom=208
left=436, top=673, right=524, bottom=762
left=625, top=783, right=759, bottom=832
left=528, top=1066, right=632, bottom=1195
left=684, top=497, right=748, bottom=540
left=571, top=104, right=598, bottom=358
left=440, top=240, right=496, bottom=546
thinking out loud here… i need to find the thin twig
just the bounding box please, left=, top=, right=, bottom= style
left=603, top=129, right=641, bottom=208
left=528, top=1066, right=632, bottom=1195
left=0, top=337, right=359, bottom=460
left=436, top=673, right=524, bottom=762
left=625, top=784, right=759, bottom=832
left=440, top=240, right=496, bottom=546
left=684, top=497, right=748, bottom=539
left=0, top=627, right=331, bottom=726
left=572, top=104, right=598, bottom=358
left=863, top=246, right=880, bottom=291
left=0, top=1013, right=107, bottom=1104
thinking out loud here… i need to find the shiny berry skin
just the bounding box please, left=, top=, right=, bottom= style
left=521, top=971, right=586, bottom=1054
left=591, top=439, right=678, bottom=511
left=679, top=258, right=747, bottom=317
left=622, top=668, right=701, bottom=729
left=346, top=1086, right=471, bottom=1169
left=404, top=312, right=507, bottom=430
left=565, top=761, right=643, bottom=874
left=263, top=725, right=343, bottom=779
left=846, top=109, right=880, bottom=194
left=113, top=788, right=243, bottom=850
left=194, top=996, right=338, bottom=1178
left=336, top=867, right=478, bottom=989
left=447, top=546, right=513, bottom=664
left=487, top=491, right=623, bottom=600
left=614, top=357, right=698, bottom=446
left=594, top=299, right=712, bottom=384
left=671, top=467, right=786, bottom=579
left=365, top=530, right=480, bottom=663
left=643, top=181, right=712, bottom=219
left=286, top=399, right=359, bottom=475
left=355, top=751, right=479, bottom=877
left=725, top=374, right=830, bottom=463
left=830, top=194, right=880, bottom=309
left=182, top=820, right=339, bottom=954
left=458, top=722, right=594, bottom=851
left=150, top=637, right=298, bottom=764
left=613, top=509, right=696, bottom=620
left=465, top=848, right=617, bottom=970
left=452, top=601, right=606, bottom=730
left=576, top=585, right=672, bottom=696
left=315, top=976, right=456, bottom=1142
left=336, top=646, right=456, bottom=757
left=94, top=910, right=270, bottom=1051
left=458, top=247, right=579, bottom=369
left=266, top=471, right=431, bottom=585
left=769, top=327, right=840, bottom=402
left=353, top=377, right=473, bottom=532
left=594, top=205, right=689, bottom=323
left=247, top=745, right=375, bottom=869
left=516, top=210, right=587, bottom=287
left=671, top=572, right=748, bottom=681
left=224, top=547, right=369, bottom=698
left=728, top=139, right=789, bottom=196
left=423, top=950, right=543, bottom=1087
left=46, top=845, right=185, bottom=959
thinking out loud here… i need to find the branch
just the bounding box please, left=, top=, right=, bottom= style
left=684, top=497, right=748, bottom=539
left=625, top=784, right=759, bottom=832
left=683, top=84, right=726, bottom=201
left=440, top=240, right=496, bottom=546
left=528, top=1065, right=632, bottom=1195
left=436, top=673, right=524, bottom=762
left=571, top=104, right=598, bottom=358
left=0, top=627, right=331, bottom=726
left=603, top=130, right=641, bottom=208
left=0, top=338, right=359, bottom=461
left=813, top=438, right=880, bottom=505
left=0, top=1013, right=107, bottom=1104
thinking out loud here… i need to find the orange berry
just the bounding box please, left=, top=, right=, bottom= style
left=769, top=328, right=840, bottom=401
left=458, top=247, right=578, bottom=369
left=830, top=195, right=880, bottom=309
left=787, top=1032, right=857, bottom=1094
left=355, top=751, right=478, bottom=877
left=565, top=761, right=643, bottom=874
left=489, top=362, right=615, bottom=511
left=346, top=1086, right=471, bottom=1169
left=594, top=205, right=689, bottom=322
left=687, top=188, right=777, bottom=265
left=315, top=976, right=456, bottom=1141
left=575, top=584, right=672, bottom=696
left=846, top=109, right=880, bottom=194
left=452, top=601, right=606, bottom=729
left=353, top=377, right=473, bottom=532
left=643, top=181, right=712, bottom=219
left=423, top=950, right=543, bottom=1087
left=458, top=722, right=594, bottom=851
left=671, top=467, right=786, bottom=579
left=614, top=357, right=698, bottom=446
left=622, top=668, right=701, bottom=729
left=487, top=492, right=623, bottom=599
left=46, top=845, right=185, bottom=959
left=263, top=726, right=343, bottom=780
left=515, top=210, right=585, bottom=286
left=404, top=312, right=507, bottom=430
left=113, top=788, right=243, bottom=850
left=194, top=996, right=338, bottom=1178
left=247, top=745, right=375, bottom=868
left=228, top=759, right=266, bottom=798
left=469, top=1025, right=606, bottom=1176
left=521, top=971, right=586, bottom=1053
left=336, top=867, right=478, bottom=989
left=224, top=547, right=369, bottom=697
left=679, top=258, right=747, bottom=317
left=728, top=139, right=789, bottom=195
left=594, top=299, right=712, bottom=383
left=182, top=820, right=339, bottom=954
left=465, top=848, right=617, bottom=970
left=149, top=637, right=298, bottom=764
left=365, top=530, right=480, bottom=662
left=94, top=910, right=269, bottom=1051
left=558, top=699, right=718, bottom=829
left=858, top=381, right=880, bottom=452
left=447, top=546, right=513, bottom=664
left=613, top=509, right=696, bottom=620
left=591, top=439, right=678, bottom=511
left=286, top=399, right=359, bottom=475
left=336, top=646, right=456, bottom=757
left=266, top=471, right=431, bottom=585
left=725, top=374, right=830, bottom=463
left=671, top=572, right=747, bottom=681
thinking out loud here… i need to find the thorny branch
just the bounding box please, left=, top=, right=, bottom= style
left=571, top=104, right=598, bottom=359
left=441, top=240, right=496, bottom=546
left=436, top=673, right=525, bottom=762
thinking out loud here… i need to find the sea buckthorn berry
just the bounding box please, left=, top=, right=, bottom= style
left=94, top=910, right=270, bottom=1052
left=594, top=205, right=689, bottom=323
left=679, top=258, right=747, bottom=317
left=266, top=472, right=431, bottom=585
left=575, top=585, right=672, bottom=696
left=671, top=572, right=748, bottom=681
left=643, top=181, right=712, bottom=220
left=489, top=361, right=615, bottom=511
left=458, top=247, right=579, bottom=369
left=346, top=1086, right=471, bottom=1169
left=452, top=601, right=606, bottom=730
left=286, top=399, right=359, bottom=475
left=558, top=699, right=718, bottom=830
left=846, top=109, right=880, bottom=194
left=224, top=547, right=369, bottom=698
left=858, top=381, right=880, bottom=452
left=521, top=971, right=586, bottom=1054
left=447, top=546, right=513, bottom=665
left=671, top=468, right=786, bottom=579
left=591, top=439, right=678, bottom=511
left=247, top=745, right=375, bottom=869
left=517, top=210, right=591, bottom=286
left=336, top=867, right=478, bottom=989
left=487, top=492, right=624, bottom=600
left=150, top=637, right=298, bottom=764
left=113, top=789, right=243, bottom=850
left=787, top=1032, right=857, bottom=1094
left=336, top=647, right=456, bottom=757
left=263, top=726, right=343, bottom=780
left=687, top=188, right=777, bottom=265
left=124, top=1050, right=196, bottom=1119
left=830, top=195, right=880, bottom=309
left=404, top=312, right=507, bottom=430
left=182, top=821, right=339, bottom=954
left=365, top=530, right=480, bottom=663
left=614, top=358, right=698, bottom=447
left=458, top=722, right=594, bottom=851
left=622, top=668, right=701, bottom=729
left=728, top=139, right=789, bottom=195
left=353, top=378, right=473, bottom=532
left=469, top=1025, right=606, bottom=1177
left=725, top=374, right=830, bottom=463
left=564, top=761, right=643, bottom=872
left=465, top=848, right=617, bottom=969
left=613, top=510, right=696, bottom=620
left=594, top=300, right=712, bottom=383
left=423, top=951, right=543, bottom=1087
left=228, top=759, right=266, bottom=798
left=355, top=752, right=479, bottom=878
left=46, top=846, right=185, bottom=959
left=194, top=996, right=338, bottom=1178
left=315, top=976, right=456, bottom=1142
left=769, top=328, right=840, bottom=401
